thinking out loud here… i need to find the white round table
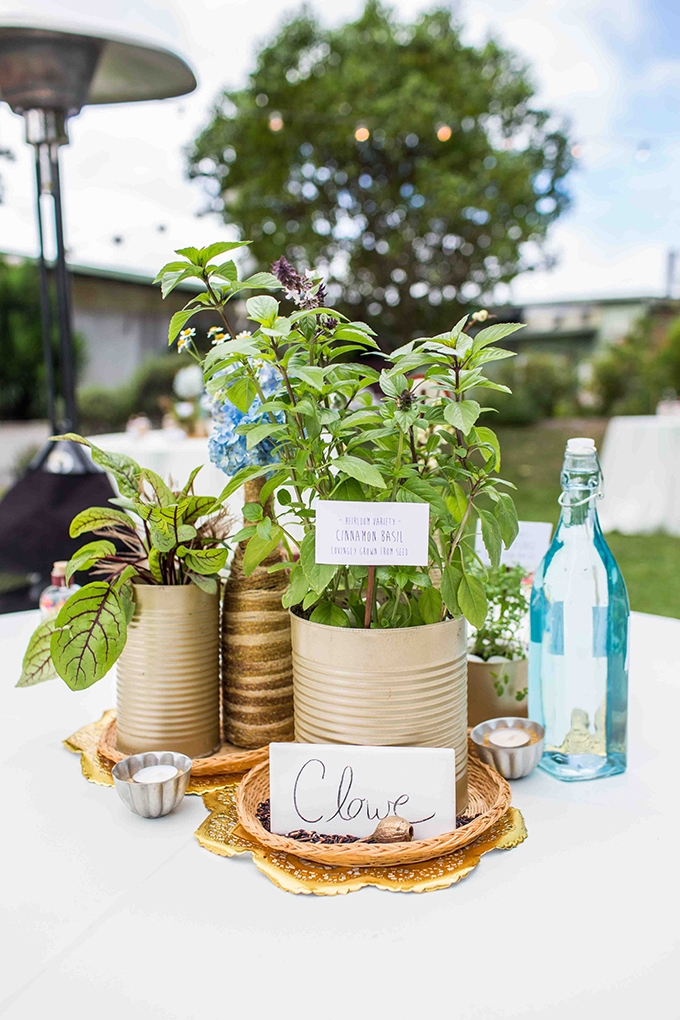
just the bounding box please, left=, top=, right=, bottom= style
left=1, top=609, right=678, bottom=1019
left=598, top=415, right=680, bottom=535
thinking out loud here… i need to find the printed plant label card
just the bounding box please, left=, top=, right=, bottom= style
left=314, top=500, right=429, bottom=566
left=269, top=742, right=456, bottom=840
left=475, top=518, right=553, bottom=573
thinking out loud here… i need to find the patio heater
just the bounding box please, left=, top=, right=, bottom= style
left=0, top=24, right=196, bottom=607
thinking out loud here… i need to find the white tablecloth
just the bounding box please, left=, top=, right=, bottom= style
left=599, top=415, right=680, bottom=535
left=2, top=610, right=679, bottom=1019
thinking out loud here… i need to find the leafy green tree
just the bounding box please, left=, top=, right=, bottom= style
left=0, top=256, right=82, bottom=421
left=0, top=257, right=50, bottom=419
left=188, top=1, right=573, bottom=347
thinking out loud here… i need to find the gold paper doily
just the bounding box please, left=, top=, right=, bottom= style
left=64, top=710, right=245, bottom=794
left=65, top=712, right=528, bottom=894
left=194, top=783, right=527, bottom=895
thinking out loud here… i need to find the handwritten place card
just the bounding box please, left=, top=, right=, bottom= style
left=269, top=743, right=456, bottom=840
left=315, top=500, right=429, bottom=566
left=475, top=519, right=553, bottom=573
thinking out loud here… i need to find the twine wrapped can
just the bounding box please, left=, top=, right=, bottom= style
left=116, top=584, right=220, bottom=759
left=291, top=614, right=468, bottom=809
left=220, top=479, right=294, bottom=749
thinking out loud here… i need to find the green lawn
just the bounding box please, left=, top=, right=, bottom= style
left=495, top=421, right=680, bottom=619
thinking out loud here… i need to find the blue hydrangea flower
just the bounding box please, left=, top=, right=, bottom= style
left=208, top=361, right=282, bottom=476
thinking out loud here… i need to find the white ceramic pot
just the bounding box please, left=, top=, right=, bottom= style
left=290, top=613, right=468, bottom=809
left=116, top=584, right=220, bottom=758
left=467, top=655, right=529, bottom=729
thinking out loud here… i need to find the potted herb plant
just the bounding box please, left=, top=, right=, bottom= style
left=18, top=438, right=234, bottom=758
left=155, top=242, right=525, bottom=807
left=467, top=563, right=530, bottom=727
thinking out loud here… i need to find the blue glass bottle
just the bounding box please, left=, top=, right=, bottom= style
left=529, top=438, right=629, bottom=781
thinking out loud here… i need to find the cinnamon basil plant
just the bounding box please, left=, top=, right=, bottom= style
left=159, top=242, right=524, bottom=630
left=18, top=443, right=234, bottom=690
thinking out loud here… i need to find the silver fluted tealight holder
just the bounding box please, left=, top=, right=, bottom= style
left=112, top=750, right=191, bottom=818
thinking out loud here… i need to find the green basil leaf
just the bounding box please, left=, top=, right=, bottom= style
left=246, top=295, right=279, bottom=326
left=281, top=563, right=311, bottom=609
left=256, top=517, right=273, bottom=540
left=478, top=508, right=502, bottom=568
left=443, top=399, right=481, bottom=435
left=168, top=307, right=200, bottom=344
left=302, top=590, right=321, bottom=611
left=243, top=502, right=264, bottom=522
left=445, top=482, right=468, bottom=522
left=440, top=565, right=462, bottom=618
left=245, top=422, right=285, bottom=451
left=333, top=455, right=386, bottom=490
left=331, top=477, right=366, bottom=501
left=418, top=585, right=442, bottom=625
left=242, top=527, right=282, bottom=576
left=310, top=602, right=350, bottom=627
left=457, top=574, right=488, bottom=630
left=226, top=376, right=258, bottom=414
left=239, top=271, right=281, bottom=289
left=473, top=426, right=501, bottom=471
left=494, top=492, right=519, bottom=548
left=198, top=240, right=250, bottom=264
left=400, top=477, right=446, bottom=517
left=471, top=322, right=525, bottom=351
left=293, top=366, right=325, bottom=391
left=299, top=530, right=339, bottom=594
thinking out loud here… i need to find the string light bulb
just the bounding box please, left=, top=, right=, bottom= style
left=436, top=124, right=452, bottom=141
left=269, top=112, right=284, bottom=131
left=354, top=125, right=370, bottom=142
left=571, top=143, right=584, bottom=159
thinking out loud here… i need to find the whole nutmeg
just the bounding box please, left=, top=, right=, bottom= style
left=362, top=816, right=414, bottom=843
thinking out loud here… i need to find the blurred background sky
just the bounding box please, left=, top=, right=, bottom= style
left=0, top=0, right=677, bottom=301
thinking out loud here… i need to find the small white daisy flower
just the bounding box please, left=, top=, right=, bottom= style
left=178, top=327, right=196, bottom=353
left=235, top=330, right=252, bottom=340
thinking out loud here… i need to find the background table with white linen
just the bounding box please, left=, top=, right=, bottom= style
left=1, top=609, right=678, bottom=1020
left=598, top=415, right=680, bottom=536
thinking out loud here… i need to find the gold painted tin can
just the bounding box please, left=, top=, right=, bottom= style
left=116, top=584, right=220, bottom=759
left=290, top=613, right=468, bottom=809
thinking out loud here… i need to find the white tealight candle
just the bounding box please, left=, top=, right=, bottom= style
left=489, top=728, right=530, bottom=749
left=132, top=765, right=179, bottom=784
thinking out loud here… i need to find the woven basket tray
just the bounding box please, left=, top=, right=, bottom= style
left=236, top=743, right=511, bottom=866
left=98, top=716, right=268, bottom=776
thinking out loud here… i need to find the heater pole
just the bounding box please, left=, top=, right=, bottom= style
left=32, top=143, right=57, bottom=434
left=49, top=143, right=78, bottom=432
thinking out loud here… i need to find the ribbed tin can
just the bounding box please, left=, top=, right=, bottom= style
left=291, top=614, right=468, bottom=809
left=116, top=584, right=220, bottom=759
